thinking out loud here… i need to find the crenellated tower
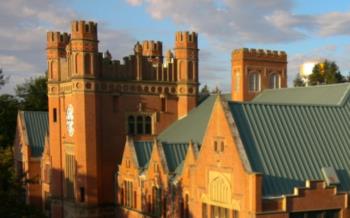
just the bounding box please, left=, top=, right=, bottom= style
left=231, top=48, right=287, bottom=102
left=47, top=32, right=70, bottom=81
left=45, top=20, right=200, bottom=218
left=174, top=31, right=199, bottom=118
left=70, top=21, right=99, bottom=77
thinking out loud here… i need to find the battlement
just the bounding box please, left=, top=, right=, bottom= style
left=142, top=40, right=163, bottom=57
left=71, top=20, right=97, bottom=40
left=232, top=48, right=287, bottom=60
left=175, top=31, right=198, bottom=49
left=175, top=32, right=197, bottom=43
left=47, top=31, right=70, bottom=49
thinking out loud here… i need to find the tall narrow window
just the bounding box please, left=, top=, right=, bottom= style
left=80, top=187, right=85, bottom=202
left=269, top=73, right=280, bottom=89
left=137, top=116, right=143, bottom=134
left=84, top=53, right=91, bottom=75
left=65, top=154, right=75, bottom=200
left=53, top=108, right=57, bottom=122
left=202, top=203, right=208, bottom=218
left=161, top=98, right=166, bottom=112
left=185, top=194, right=189, bottom=218
left=145, top=116, right=152, bottom=134
left=128, top=116, right=135, bottom=135
left=188, top=61, right=194, bottom=80
left=248, top=72, right=260, bottom=92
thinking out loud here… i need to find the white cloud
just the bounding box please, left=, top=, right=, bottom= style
left=126, top=0, right=143, bottom=6
left=0, top=0, right=136, bottom=94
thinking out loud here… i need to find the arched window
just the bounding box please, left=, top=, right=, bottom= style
left=269, top=73, right=280, bottom=89
left=137, top=116, right=143, bottom=134
left=128, top=116, right=135, bottom=135
left=248, top=72, right=260, bottom=92
left=188, top=61, right=194, bottom=81
left=145, top=116, right=152, bottom=134
left=84, top=53, right=91, bottom=75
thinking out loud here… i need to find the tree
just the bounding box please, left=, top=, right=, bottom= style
left=16, top=75, right=48, bottom=111
left=308, top=60, right=345, bottom=85
left=0, top=95, right=19, bottom=148
left=211, top=86, right=221, bottom=94
left=293, top=74, right=305, bottom=87
left=200, top=84, right=210, bottom=96
left=0, top=69, right=8, bottom=89
left=0, top=147, right=46, bottom=218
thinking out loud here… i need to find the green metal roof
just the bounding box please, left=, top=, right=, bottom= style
left=134, top=141, right=153, bottom=169
left=157, top=95, right=217, bottom=144
left=22, top=111, right=48, bottom=157
left=162, top=143, right=188, bottom=172
left=229, top=90, right=350, bottom=197
left=252, top=83, right=350, bottom=106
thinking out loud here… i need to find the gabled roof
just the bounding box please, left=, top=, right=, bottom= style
left=253, top=83, right=350, bottom=106
left=229, top=83, right=350, bottom=197
left=157, top=95, right=217, bottom=144
left=134, top=141, right=153, bottom=169
left=21, top=111, right=48, bottom=157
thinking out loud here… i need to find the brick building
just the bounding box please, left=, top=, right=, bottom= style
left=13, top=20, right=350, bottom=218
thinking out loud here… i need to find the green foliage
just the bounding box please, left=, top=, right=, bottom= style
left=211, top=86, right=221, bottom=94
left=16, top=75, right=48, bottom=111
left=0, top=147, right=46, bottom=218
left=293, top=74, right=305, bottom=87
left=200, top=84, right=210, bottom=96
left=0, top=69, right=7, bottom=89
left=308, top=60, right=345, bottom=85
left=0, top=95, right=19, bottom=148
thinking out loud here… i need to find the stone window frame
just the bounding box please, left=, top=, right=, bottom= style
left=268, top=72, right=281, bottom=89
left=125, top=112, right=156, bottom=135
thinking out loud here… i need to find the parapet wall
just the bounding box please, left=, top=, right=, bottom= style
left=47, top=32, right=70, bottom=49
left=71, top=20, right=97, bottom=41
left=232, top=48, right=287, bottom=61
left=142, top=40, right=163, bottom=57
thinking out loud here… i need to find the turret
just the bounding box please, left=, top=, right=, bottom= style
left=142, top=40, right=163, bottom=64
left=231, top=48, right=287, bottom=102
left=70, top=20, right=99, bottom=77
left=47, top=32, right=70, bottom=81
left=174, top=31, right=198, bottom=82
left=174, top=31, right=199, bottom=118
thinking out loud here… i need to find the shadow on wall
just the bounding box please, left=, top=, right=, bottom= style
left=116, top=180, right=195, bottom=218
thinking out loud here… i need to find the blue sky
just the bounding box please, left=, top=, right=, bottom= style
left=1, top=0, right=350, bottom=93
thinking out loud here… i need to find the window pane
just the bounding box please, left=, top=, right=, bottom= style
left=145, top=116, right=152, bottom=134
left=137, top=116, right=143, bottom=134
left=128, top=116, right=135, bottom=134
left=324, top=210, right=339, bottom=218
left=249, top=72, right=260, bottom=92
left=269, top=73, right=280, bottom=89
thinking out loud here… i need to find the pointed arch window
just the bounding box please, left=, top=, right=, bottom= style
left=269, top=73, right=280, bottom=89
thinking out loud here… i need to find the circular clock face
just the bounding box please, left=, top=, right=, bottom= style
left=66, top=104, right=74, bottom=137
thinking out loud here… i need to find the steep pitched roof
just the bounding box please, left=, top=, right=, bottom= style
left=252, top=83, right=350, bottom=106
left=229, top=83, right=350, bottom=197
left=21, top=111, right=48, bottom=157
left=157, top=95, right=217, bottom=144
left=134, top=141, right=153, bottom=169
